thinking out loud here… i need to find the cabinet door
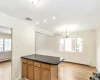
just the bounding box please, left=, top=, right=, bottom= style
left=34, top=67, right=41, bottom=80
left=41, top=69, right=51, bottom=80
left=28, top=65, right=34, bottom=80
left=22, top=63, right=28, bottom=78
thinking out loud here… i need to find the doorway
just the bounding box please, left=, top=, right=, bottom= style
left=0, top=26, right=12, bottom=80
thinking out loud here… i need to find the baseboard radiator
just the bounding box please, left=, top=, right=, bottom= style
left=0, top=58, right=11, bottom=62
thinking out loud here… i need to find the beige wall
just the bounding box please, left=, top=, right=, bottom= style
left=0, top=13, right=35, bottom=80
left=0, top=11, right=97, bottom=80
left=36, top=30, right=96, bottom=66
left=0, top=51, right=12, bottom=61
left=96, top=26, right=100, bottom=72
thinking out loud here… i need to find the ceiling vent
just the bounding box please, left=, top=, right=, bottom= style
left=25, top=17, right=32, bottom=21
left=29, top=0, right=39, bottom=4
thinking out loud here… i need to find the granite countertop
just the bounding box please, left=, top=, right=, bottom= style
left=21, top=54, right=64, bottom=65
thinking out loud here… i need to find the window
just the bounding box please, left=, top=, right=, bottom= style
left=60, top=37, right=82, bottom=52
left=0, top=39, right=3, bottom=51
left=0, top=38, right=11, bottom=52
left=4, top=39, right=11, bottom=51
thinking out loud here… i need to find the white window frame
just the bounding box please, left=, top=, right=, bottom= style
left=60, top=37, right=83, bottom=53
left=0, top=38, right=12, bottom=52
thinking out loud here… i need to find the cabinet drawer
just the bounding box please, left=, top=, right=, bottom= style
left=34, top=62, right=40, bottom=67
left=28, top=60, right=34, bottom=65
left=22, top=59, right=27, bottom=63
left=41, top=63, right=51, bottom=70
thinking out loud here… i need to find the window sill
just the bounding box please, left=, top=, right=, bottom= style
left=60, top=51, right=83, bottom=53
left=0, top=51, right=12, bottom=52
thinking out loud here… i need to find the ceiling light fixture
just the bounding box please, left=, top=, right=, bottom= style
left=29, top=0, right=39, bottom=4
left=52, top=16, right=56, bottom=20
left=44, top=20, right=47, bottom=23
left=63, top=28, right=69, bottom=38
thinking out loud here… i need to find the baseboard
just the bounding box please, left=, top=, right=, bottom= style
left=0, top=59, right=11, bottom=63
left=63, top=61, right=96, bottom=68
left=17, top=78, right=28, bottom=80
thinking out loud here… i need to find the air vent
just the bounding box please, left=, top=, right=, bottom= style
left=29, top=0, right=39, bottom=4
left=25, top=17, right=32, bottom=21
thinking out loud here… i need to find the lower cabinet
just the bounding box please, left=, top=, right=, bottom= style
left=41, top=69, right=51, bottom=80
left=28, top=65, right=34, bottom=80
left=22, top=59, right=58, bottom=80
left=22, top=63, right=28, bottom=78
left=34, top=67, right=41, bottom=80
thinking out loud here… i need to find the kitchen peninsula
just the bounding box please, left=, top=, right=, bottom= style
left=21, top=54, right=64, bottom=80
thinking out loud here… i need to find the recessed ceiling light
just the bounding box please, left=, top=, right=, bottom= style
left=36, top=21, right=39, bottom=25
left=52, top=16, right=56, bottom=20
left=44, top=20, right=47, bottom=23
left=29, top=0, right=39, bottom=4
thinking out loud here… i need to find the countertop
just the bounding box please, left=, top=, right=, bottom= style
left=21, top=54, right=64, bottom=65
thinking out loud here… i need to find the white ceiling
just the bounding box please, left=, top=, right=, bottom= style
left=0, top=0, right=100, bottom=33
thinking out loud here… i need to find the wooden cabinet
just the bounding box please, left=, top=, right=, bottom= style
left=28, top=65, right=34, bottom=80
left=34, top=62, right=40, bottom=67
left=34, top=67, right=41, bottom=80
left=22, top=59, right=58, bottom=80
left=41, top=63, right=50, bottom=70
left=22, top=63, right=28, bottom=78
left=41, top=69, right=51, bottom=80
left=28, top=60, right=34, bottom=65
